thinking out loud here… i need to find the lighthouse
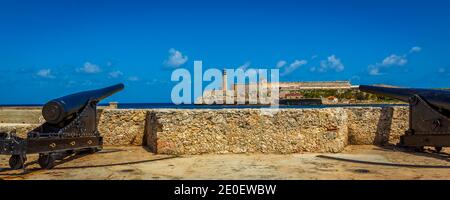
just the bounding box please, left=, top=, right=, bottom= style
left=222, top=69, right=227, bottom=93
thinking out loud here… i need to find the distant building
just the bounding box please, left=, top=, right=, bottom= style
left=283, top=92, right=303, bottom=100
left=233, top=80, right=352, bottom=91
left=197, top=70, right=357, bottom=104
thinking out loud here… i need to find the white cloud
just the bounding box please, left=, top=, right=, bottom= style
left=368, top=65, right=381, bottom=75
left=368, top=47, right=421, bottom=75
left=77, top=62, right=101, bottom=74
left=410, top=46, right=422, bottom=53
left=109, top=70, right=123, bottom=78
left=381, top=54, right=407, bottom=66
left=317, top=55, right=344, bottom=72
left=281, top=59, right=307, bottom=76
left=36, top=69, right=55, bottom=78
left=128, top=76, right=139, bottom=81
left=164, top=48, right=188, bottom=68
left=368, top=54, right=409, bottom=76
left=145, top=78, right=158, bottom=85
left=438, top=67, right=450, bottom=76
left=276, top=60, right=287, bottom=68
left=145, top=78, right=168, bottom=85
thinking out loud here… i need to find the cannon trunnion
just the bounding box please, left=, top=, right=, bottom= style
left=0, top=83, right=124, bottom=169
left=359, top=85, right=450, bottom=151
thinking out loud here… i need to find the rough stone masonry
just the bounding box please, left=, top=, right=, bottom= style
left=0, top=107, right=409, bottom=154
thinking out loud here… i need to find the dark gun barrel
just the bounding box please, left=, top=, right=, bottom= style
left=42, top=83, right=124, bottom=124
left=359, top=85, right=450, bottom=112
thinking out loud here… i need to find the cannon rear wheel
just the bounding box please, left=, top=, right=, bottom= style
left=9, top=155, right=26, bottom=170
left=38, top=154, right=56, bottom=169
left=435, top=147, right=443, bottom=153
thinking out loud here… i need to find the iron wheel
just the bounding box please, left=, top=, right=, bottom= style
left=9, top=155, right=25, bottom=170
left=38, top=154, right=56, bottom=169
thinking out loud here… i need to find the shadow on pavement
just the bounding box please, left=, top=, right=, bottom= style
left=0, top=148, right=177, bottom=176
left=55, top=155, right=178, bottom=170
left=375, top=144, right=450, bottom=162
left=317, top=154, right=450, bottom=168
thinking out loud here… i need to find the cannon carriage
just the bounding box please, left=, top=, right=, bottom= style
left=360, top=85, right=450, bottom=152
left=0, top=83, right=124, bottom=169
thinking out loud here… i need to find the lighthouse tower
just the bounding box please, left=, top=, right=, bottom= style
left=222, top=69, right=227, bottom=93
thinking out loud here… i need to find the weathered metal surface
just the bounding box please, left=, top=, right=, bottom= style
left=360, top=85, right=450, bottom=149
left=0, top=83, right=124, bottom=169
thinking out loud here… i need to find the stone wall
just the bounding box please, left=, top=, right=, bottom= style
left=0, top=109, right=43, bottom=124
left=0, top=123, right=39, bottom=138
left=144, top=107, right=409, bottom=154
left=145, top=109, right=349, bottom=154
left=345, top=107, right=409, bottom=145
left=98, top=109, right=148, bottom=146
left=0, top=106, right=410, bottom=154
left=0, top=108, right=149, bottom=146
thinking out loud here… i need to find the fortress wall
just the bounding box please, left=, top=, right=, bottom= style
left=0, top=109, right=44, bottom=138
left=145, top=109, right=349, bottom=154
left=0, top=123, right=38, bottom=138
left=345, top=107, right=409, bottom=145
left=144, top=107, right=409, bottom=154
left=97, top=109, right=148, bottom=146
left=0, top=106, right=410, bottom=153
left=0, top=109, right=43, bottom=124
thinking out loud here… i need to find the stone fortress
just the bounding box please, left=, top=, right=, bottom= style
left=0, top=105, right=409, bottom=155
left=198, top=70, right=358, bottom=104
left=0, top=71, right=409, bottom=155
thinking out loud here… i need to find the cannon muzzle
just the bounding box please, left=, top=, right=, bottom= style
left=359, top=85, right=450, bottom=112
left=42, top=83, right=124, bottom=124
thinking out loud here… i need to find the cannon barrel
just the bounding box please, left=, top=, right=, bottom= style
left=359, top=85, right=450, bottom=112
left=42, top=83, right=124, bottom=124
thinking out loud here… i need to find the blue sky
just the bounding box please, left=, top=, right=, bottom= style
left=1, top=0, right=450, bottom=103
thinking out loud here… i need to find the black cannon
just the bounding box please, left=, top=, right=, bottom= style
left=0, top=83, right=124, bottom=169
left=360, top=85, right=450, bottom=152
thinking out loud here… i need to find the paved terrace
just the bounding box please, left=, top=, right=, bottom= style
left=1, top=145, right=449, bottom=180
